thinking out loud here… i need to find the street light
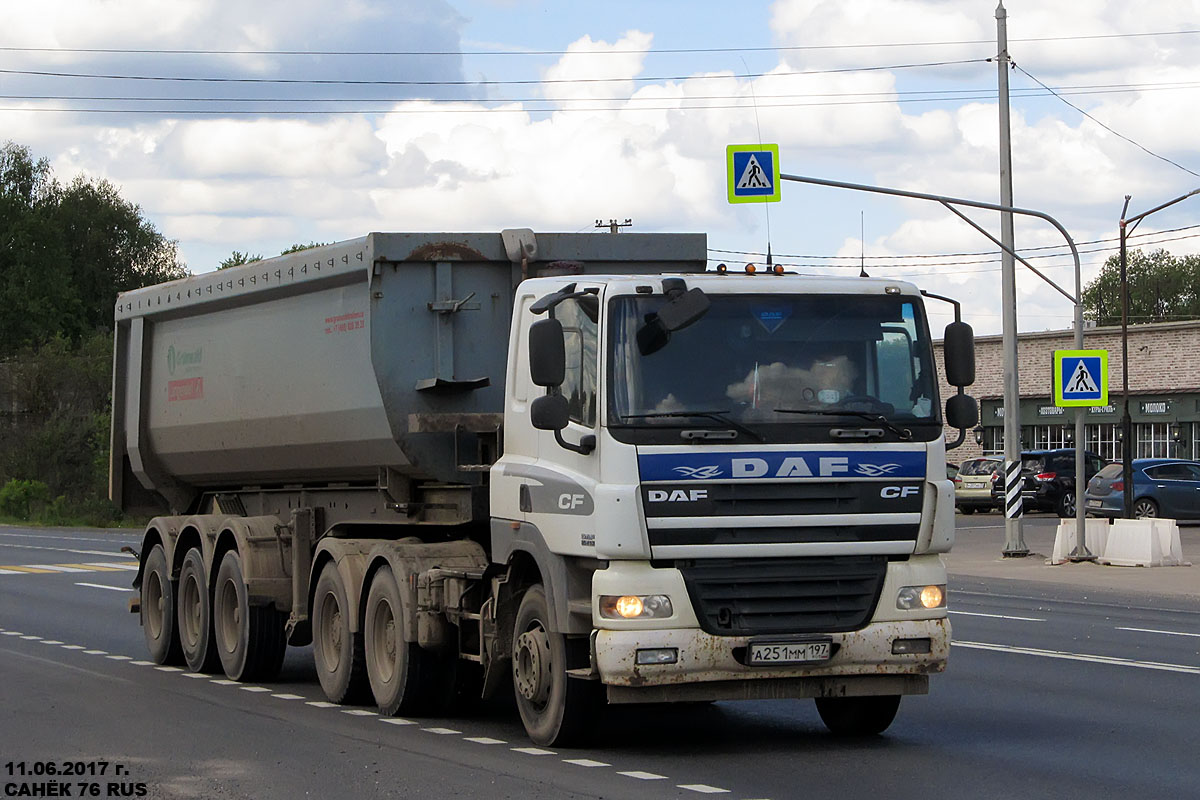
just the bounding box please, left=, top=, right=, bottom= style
left=1118, top=188, right=1200, bottom=517
left=973, top=426, right=985, bottom=445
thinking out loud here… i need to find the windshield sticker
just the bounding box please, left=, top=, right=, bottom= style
left=638, top=450, right=927, bottom=482
left=752, top=305, right=791, bottom=334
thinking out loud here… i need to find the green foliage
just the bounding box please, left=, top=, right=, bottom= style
left=1083, top=248, right=1200, bottom=327
left=280, top=241, right=328, bottom=254
left=0, top=141, right=187, bottom=356
left=0, top=479, right=50, bottom=520
left=218, top=250, right=263, bottom=270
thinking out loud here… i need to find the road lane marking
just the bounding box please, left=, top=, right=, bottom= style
left=82, top=561, right=138, bottom=570
left=6, top=566, right=56, bottom=574
left=619, top=771, right=667, bottom=780
left=75, top=582, right=130, bottom=592
left=0, top=560, right=137, bottom=576
left=131, top=660, right=156, bottom=666
left=464, top=737, right=505, bottom=745
left=564, top=758, right=610, bottom=768
left=379, top=718, right=416, bottom=726
left=182, top=673, right=210, bottom=679
left=421, top=727, right=461, bottom=734
left=212, top=679, right=240, bottom=685
left=954, top=640, right=1200, bottom=674
left=949, top=610, right=1045, bottom=622
left=21, top=635, right=43, bottom=640
left=40, top=640, right=63, bottom=645
left=679, top=784, right=730, bottom=794
left=343, top=709, right=377, bottom=716
left=271, top=693, right=305, bottom=700
left=306, top=701, right=338, bottom=708
left=1117, top=626, right=1200, bottom=638
left=155, top=666, right=183, bottom=672
left=240, top=686, right=272, bottom=693
left=1, top=631, right=23, bottom=636
left=31, top=565, right=91, bottom=573
left=0, top=543, right=135, bottom=557
left=83, top=649, right=106, bottom=654
left=106, top=654, right=132, bottom=660
left=511, top=747, right=554, bottom=755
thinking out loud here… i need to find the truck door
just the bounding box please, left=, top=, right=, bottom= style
left=529, top=291, right=602, bottom=555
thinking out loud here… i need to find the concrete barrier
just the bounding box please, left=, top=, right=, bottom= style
left=1150, top=518, right=1185, bottom=566
left=1051, top=519, right=1111, bottom=564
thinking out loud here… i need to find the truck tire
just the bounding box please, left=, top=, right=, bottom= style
left=177, top=548, right=219, bottom=673
left=213, top=549, right=287, bottom=682
left=365, top=565, right=447, bottom=715
left=815, top=695, right=901, bottom=736
left=141, top=544, right=182, bottom=665
left=512, top=584, right=602, bottom=746
left=313, top=562, right=369, bottom=704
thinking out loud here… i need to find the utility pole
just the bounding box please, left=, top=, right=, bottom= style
left=595, top=218, right=632, bottom=234
left=996, top=1, right=1027, bottom=556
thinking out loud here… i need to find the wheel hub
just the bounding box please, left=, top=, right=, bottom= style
left=514, top=628, right=552, bottom=705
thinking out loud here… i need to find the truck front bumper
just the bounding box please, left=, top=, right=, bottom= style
left=594, top=617, right=949, bottom=702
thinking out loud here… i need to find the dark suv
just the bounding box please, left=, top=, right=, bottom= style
left=991, top=449, right=1107, bottom=517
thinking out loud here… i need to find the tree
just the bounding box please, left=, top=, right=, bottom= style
left=1082, top=248, right=1200, bottom=327
left=281, top=241, right=328, bottom=254
left=0, top=141, right=187, bottom=354
left=218, top=250, right=263, bottom=270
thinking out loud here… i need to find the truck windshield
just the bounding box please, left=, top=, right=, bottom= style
left=608, top=293, right=939, bottom=443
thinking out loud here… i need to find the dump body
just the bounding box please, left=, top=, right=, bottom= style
left=110, top=231, right=706, bottom=515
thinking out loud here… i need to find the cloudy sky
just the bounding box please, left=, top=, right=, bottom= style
left=4, top=0, right=1200, bottom=336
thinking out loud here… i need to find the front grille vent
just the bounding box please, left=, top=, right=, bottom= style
left=676, top=556, right=888, bottom=636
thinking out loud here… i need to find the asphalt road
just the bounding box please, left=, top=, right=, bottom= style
left=2, top=522, right=1198, bottom=800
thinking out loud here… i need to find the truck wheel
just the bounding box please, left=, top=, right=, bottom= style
left=512, top=584, right=602, bottom=746
left=141, top=544, right=182, bottom=665
left=365, top=566, right=445, bottom=715
left=815, top=695, right=901, bottom=736
left=177, top=548, right=219, bottom=673
left=214, top=549, right=287, bottom=682
left=313, top=562, right=369, bottom=703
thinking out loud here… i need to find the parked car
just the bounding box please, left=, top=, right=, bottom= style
left=1085, top=458, right=1200, bottom=519
left=955, top=456, right=1002, bottom=514
left=990, top=448, right=1106, bottom=517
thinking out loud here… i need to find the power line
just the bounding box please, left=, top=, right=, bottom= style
left=2, top=29, right=1198, bottom=56
left=1013, top=62, right=1200, bottom=179
left=0, top=58, right=987, bottom=87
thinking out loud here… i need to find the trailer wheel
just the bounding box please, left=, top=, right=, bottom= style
left=365, top=566, right=446, bottom=715
left=313, top=562, right=368, bottom=703
left=141, top=544, right=182, bottom=665
left=214, top=549, right=287, bottom=682
left=177, top=548, right=219, bottom=673
left=512, top=584, right=601, bottom=746
left=815, top=695, right=901, bottom=736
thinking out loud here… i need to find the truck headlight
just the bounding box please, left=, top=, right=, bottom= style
left=896, top=585, right=946, bottom=610
left=599, top=594, right=673, bottom=619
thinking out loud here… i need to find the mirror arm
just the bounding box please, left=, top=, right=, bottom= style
left=554, top=430, right=596, bottom=455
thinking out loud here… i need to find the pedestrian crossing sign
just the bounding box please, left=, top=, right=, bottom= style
left=727, top=144, right=781, bottom=204
left=1053, top=349, right=1108, bottom=407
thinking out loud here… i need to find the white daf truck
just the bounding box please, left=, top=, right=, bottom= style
left=112, top=229, right=977, bottom=745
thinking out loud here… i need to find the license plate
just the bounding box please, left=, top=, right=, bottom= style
left=1086, top=499, right=1102, bottom=508
left=966, top=481, right=986, bottom=489
left=748, top=640, right=832, bottom=665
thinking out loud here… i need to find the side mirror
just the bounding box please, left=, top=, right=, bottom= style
left=946, top=393, right=979, bottom=430
left=530, top=394, right=569, bottom=431
left=943, top=320, right=975, bottom=387
left=529, top=318, right=565, bottom=387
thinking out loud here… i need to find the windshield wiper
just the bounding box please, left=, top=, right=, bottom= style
left=618, top=409, right=766, bottom=442
left=774, top=408, right=913, bottom=441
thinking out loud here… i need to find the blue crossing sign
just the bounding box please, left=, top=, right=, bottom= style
left=1053, top=349, right=1108, bottom=407
left=727, top=144, right=781, bottom=204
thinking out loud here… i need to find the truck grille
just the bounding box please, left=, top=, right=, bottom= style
left=675, top=556, right=888, bottom=636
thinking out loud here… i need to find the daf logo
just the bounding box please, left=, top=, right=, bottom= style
left=673, top=465, right=723, bottom=479
left=648, top=489, right=709, bottom=503
left=880, top=486, right=920, bottom=499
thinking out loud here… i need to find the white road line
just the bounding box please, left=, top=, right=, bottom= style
left=130, top=660, right=156, bottom=666
left=379, top=718, right=416, bottom=726
left=619, top=771, right=668, bottom=781
left=32, top=565, right=91, bottom=573
left=155, top=666, right=183, bottom=672
left=40, top=640, right=63, bottom=645
left=0, top=543, right=134, bottom=557
left=954, top=640, right=1200, bottom=674
left=1117, top=626, right=1200, bottom=638
left=563, top=758, right=610, bottom=768
left=212, top=679, right=240, bottom=685
left=182, top=673, right=210, bottom=679
left=511, top=747, right=555, bottom=756
left=464, top=737, right=506, bottom=745
left=83, top=649, right=106, bottom=655
left=60, top=645, right=85, bottom=650
left=106, top=654, right=132, bottom=660
left=0, top=568, right=21, bottom=574
left=678, top=785, right=730, bottom=794
left=75, top=582, right=129, bottom=592
left=271, top=693, right=305, bottom=700
left=343, top=709, right=377, bottom=716
left=306, top=701, right=338, bottom=708
left=949, top=610, right=1045, bottom=622
left=240, top=686, right=272, bottom=693
left=82, top=562, right=138, bottom=570
left=421, top=727, right=460, bottom=734
left=21, top=635, right=43, bottom=640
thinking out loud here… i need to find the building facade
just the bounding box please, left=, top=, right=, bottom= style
left=935, top=320, right=1200, bottom=464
